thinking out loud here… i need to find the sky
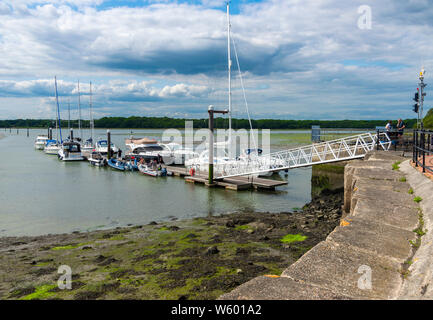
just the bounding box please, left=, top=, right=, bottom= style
left=0, top=0, right=432, bottom=120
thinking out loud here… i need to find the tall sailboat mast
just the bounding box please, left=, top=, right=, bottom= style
left=227, top=1, right=232, bottom=143
left=89, top=81, right=94, bottom=145
left=78, top=80, right=82, bottom=141
left=68, top=97, right=71, bottom=132
left=54, top=76, right=63, bottom=143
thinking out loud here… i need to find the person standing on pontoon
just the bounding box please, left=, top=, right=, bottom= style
left=396, top=118, right=406, bottom=145
left=385, top=120, right=393, bottom=132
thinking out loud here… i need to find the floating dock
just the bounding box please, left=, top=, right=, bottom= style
left=165, top=165, right=287, bottom=191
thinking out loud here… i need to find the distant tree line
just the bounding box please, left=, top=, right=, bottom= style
left=0, top=116, right=419, bottom=130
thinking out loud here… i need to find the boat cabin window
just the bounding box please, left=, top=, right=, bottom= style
left=133, top=146, right=164, bottom=153
left=64, top=144, right=81, bottom=152
left=98, top=141, right=114, bottom=147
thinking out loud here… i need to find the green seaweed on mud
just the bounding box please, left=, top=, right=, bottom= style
left=280, top=234, right=307, bottom=244
left=20, top=284, right=57, bottom=300
left=234, top=225, right=250, bottom=231
left=51, top=242, right=89, bottom=250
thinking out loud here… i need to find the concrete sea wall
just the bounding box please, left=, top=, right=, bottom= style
left=221, top=151, right=432, bottom=300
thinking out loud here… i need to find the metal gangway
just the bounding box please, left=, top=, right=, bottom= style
left=212, top=132, right=392, bottom=179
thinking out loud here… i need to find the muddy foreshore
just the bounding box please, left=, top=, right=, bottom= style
left=0, top=188, right=343, bottom=300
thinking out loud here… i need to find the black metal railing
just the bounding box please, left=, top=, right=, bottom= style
left=413, top=129, right=433, bottom=173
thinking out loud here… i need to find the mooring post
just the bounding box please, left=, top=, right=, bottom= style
left=107, top=129, right=111, bottom=160
left=27, top=128, right=29, bottom=137
left=208, top=106, right=214, bottom=185
left=207, top=105, right=229, bottom=185
left=70, top=128, right=74, bottom=141
left=17, top=128, right=19, bottom=135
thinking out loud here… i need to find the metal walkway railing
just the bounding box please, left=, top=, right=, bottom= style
left=413, top=129, right=433, bottom=174
left=207, top=132, right=392, bottom=179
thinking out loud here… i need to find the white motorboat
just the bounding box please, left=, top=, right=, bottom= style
left=58, top=141, right=85, bottom=161
left=44, top=140, right=61, bottom=155
left=88, top=151, right=106, bottom=166
left=81, top=138, right=95, bottom=153
left=95, top=140, right=120, bottom=156
left=34, top=135, right=49, bottom=150
left=125, top=138, right=175, bottom=165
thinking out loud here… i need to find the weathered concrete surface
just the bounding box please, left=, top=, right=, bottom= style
left=221, top=151, right=422, bottom=300
left=217, top=276, right=351, bottom=300
left=327, top=216, right=416, bottom=262
left=281, top=241, right=403, bottom=299
left=350, top=198, right=418, bottom=231
left=398, top=160, right=433, bottom=299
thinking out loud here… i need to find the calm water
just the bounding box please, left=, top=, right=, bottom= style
left=0, top=128, right=317, bottom=237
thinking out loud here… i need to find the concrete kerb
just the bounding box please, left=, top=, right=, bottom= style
left=398, top=160, right=433, bottom=299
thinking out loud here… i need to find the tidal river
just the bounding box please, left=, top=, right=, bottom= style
left=0, top=128, right=349, bottom=237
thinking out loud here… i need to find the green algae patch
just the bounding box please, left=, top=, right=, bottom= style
left=280, top=234, right=307, bottom=244
left=51, top=242, right=89, bottom=251
left=20, top=284, right=58, bottom=300
left=414, top=196, right=423, bottom=203
left=392, top=161, right=401, bottom=170
left=234, top=225, right=250, bottom=231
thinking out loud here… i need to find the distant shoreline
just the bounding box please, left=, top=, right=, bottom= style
left=0, top=116, right=418, bottom=130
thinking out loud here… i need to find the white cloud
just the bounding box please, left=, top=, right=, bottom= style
left=0, top=0, right=432, bottom=119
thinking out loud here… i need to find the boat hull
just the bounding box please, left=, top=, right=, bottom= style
left=138, top=165, right=167, bottom=177
left=89, top=159, right=106, bottom=167
left=107, top=159, right=126, bottom=171
left=58, top=150, right=85, bottom=161
left=44, top=147, right=61, bottom=155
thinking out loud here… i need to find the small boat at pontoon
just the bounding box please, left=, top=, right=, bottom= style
left=125, top=157, right=139, bottom=171
left=34, top=136, right=49, bottom=150
left=81, top=138, right=94, bottom=153
left=44, top=140, right=61, bottom=155
left=138, top=163, right=168, bottom=177
left=107, top=158, right=126, bottom=171
left=88, top=151, right=106, bottom=167
left=58, top=141, right=85, bottom=161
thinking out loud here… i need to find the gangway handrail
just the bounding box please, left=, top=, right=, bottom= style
left=188, top=132, right=391, bottom=179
